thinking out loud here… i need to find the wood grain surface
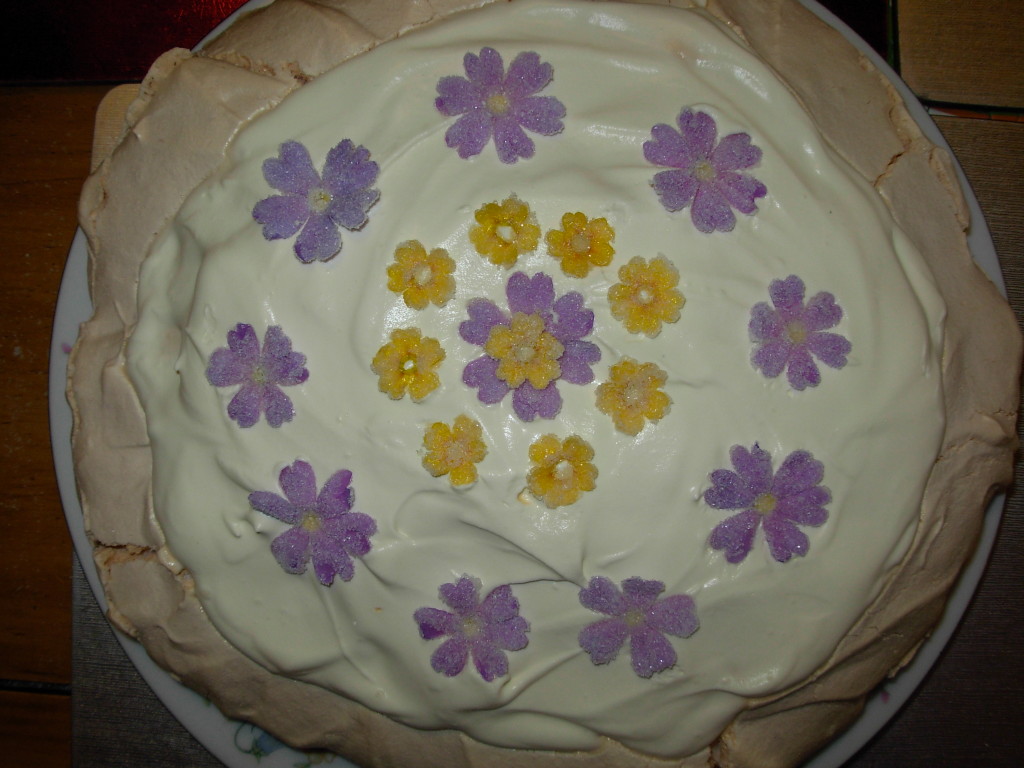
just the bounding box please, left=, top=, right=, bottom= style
left=0, top=1, right=1021, bottom=765
left=899, top=0, right=1024, bottom=109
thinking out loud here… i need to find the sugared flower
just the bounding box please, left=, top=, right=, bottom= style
left=460, top=272, right=600, bottom=421
left=608, top=255, right=684, bottom=337
left=485, top=313, right=564, bottom=391
left=371, top=328, right=445, bottom=401
left=248, top=460, right=376, bottom=585
left=423, top=415, right=488, bottom=487
left=644, top=108, right=766, bottom=233
left=414, top=576, right=530, bottom=681
left=545, top=212, right=615, bottom=278
left=252, top=139, right=379, bottom=263
left=749, top=275, right=852, bottom=390
left=526, top=434, right=597, bottom=508
left=595, top=358, right=671, bottom=436
left=469, top=196, right=541, bottom=268
left=578, top=576, right=699, bottom=679
left=435, top=47, right=566, bottom=164
left=704, top=443, right=831, bottom=563
left=386, top=240, right=457, bottom=310
left=205, top=323, right=308, bottom=428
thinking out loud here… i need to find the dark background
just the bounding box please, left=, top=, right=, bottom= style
left=0, top=0, right=888, bottom=82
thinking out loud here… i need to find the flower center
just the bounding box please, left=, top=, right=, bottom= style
left=570, top=230, right=592, bottom=254
left=300, top=511, right=322, bottom=532
left=461, top=614, right=485, bottom=638
left=753, top=492, right=777, bottom=516
left=624, top=608, right=647, bottom=627
left=496, top=224, right=516, bottom=243
left=401, top=355, right=417, bottom=373
left=486, top=92, right=512, bottom=116
left=413, top=263, right=434, bottom=286
left=692, top=159, right=717, bottom=182
left=307, top=187, right=333, bottom=213
left=786, top=320, right=808, bottom=345
left=623, top=380, right=644, bottom=407
left=636, top=287, right=655, bottom=305
left=251, top=364, right=268, bottom=385
left=553, top=459, right=574, bottom=484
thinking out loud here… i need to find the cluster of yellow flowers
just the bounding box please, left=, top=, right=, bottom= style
left=370, top=196, right=686, bottom=506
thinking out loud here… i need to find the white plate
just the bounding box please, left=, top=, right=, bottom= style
left=49, top=1, right=1008, bottom=766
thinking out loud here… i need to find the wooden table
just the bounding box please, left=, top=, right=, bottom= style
left=1, top=1, right=1021, bottom=765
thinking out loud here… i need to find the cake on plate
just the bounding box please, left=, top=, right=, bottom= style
left=70, top=1, right=1021, bottom=766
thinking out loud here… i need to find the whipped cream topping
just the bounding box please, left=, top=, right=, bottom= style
left=127, top=0, right=946, bottom=757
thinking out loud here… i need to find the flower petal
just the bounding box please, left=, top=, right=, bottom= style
left=227, top=323, right=260, bottom=360
left=295, top=212, right=341, bottom=263
left=751, top=338, right=792, bottom=379
left=691, top=182, right=736, bottom=233
left=493, top=116, right=536, bottom=164
left=206, top=347, right=249, bottom=387
left=648, top=594, right=699, bottom=638
left=704, top=469, right=755, bottom=510
left=512, top=95, right=565, bottom=135
left=512, top=382, right=561, bottom=421
left=506, top=272, right=554, bottom=316
left=808, top=331, right=851, bottom=369
left=715, top=171, right=767, bottom=215
left=708, top=510, right=760, bottom=563
left=471, top=640, right=509, bottom=682
left=435, top=75, right=481, bottom=116
left=463, top=356, right=510, bottom=404
left=578, top=576, right=625, bottom=616
left=445, top=112, right=493, bottom=160
left=439, top=576, right=480, bottom=616
left=248, top=491, right=301, bottom=524
left=550, top=291, right=594, bottom=342
left=643, top=122, right=693, bottom=169
left=710, top=132, right=762, bottom=172
left=763, top=516, right=810, bottom=562
left=322, top=139, right=379, bottom=197
left=651, top=169, right=699, bottom=212
left=262, top=141, right=319, bottom=195
left=261, top=384, right=295, bottom=428
left=774, top=487, right=830, bottom=526
left=431, top=636, right=470, bottom=677
left=772, top=450, right=824, bottom=497
left=278, top=460, right=318, bottom=507
left=464, top=47, right=505, bottom=89
left=559, top=340, right=600, bottom=384
left=478, top=584, right=519, bottom=624
left=270, top=526, right=311, bottom=574
left=748, top=301, right=784, bottom=343
left=414, top=607, right=458, bottom=640
left=579, top=618, right=629, bottom=665
left=252, top=194, right=309, bottom=240
left=769, top=275, right=806, bottom=315
left=262, top=326, right=308, bottom=385
left=785, top=345, right=821, bottom=390
left=676, top=109, right=717, bottom=159
left=460, top=299, right=508, bottom=346
left=310, top=537, right=353, bottom=585
left=227, top=383, right=262, bottom=428
left=504, top=51, right=553, bottom=99
left=488, top=615, right=530, bottom=652
left=802, top=291, right=843, bottom=331
left=730, top=444, right=774, bottom=494
left=329, top=188, right=380, bottom=231
left=316, top=469, right=354, bottom=519
left=620, top=577, right=665, bottom=611
left=629, top=625, right=676, bottom=678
